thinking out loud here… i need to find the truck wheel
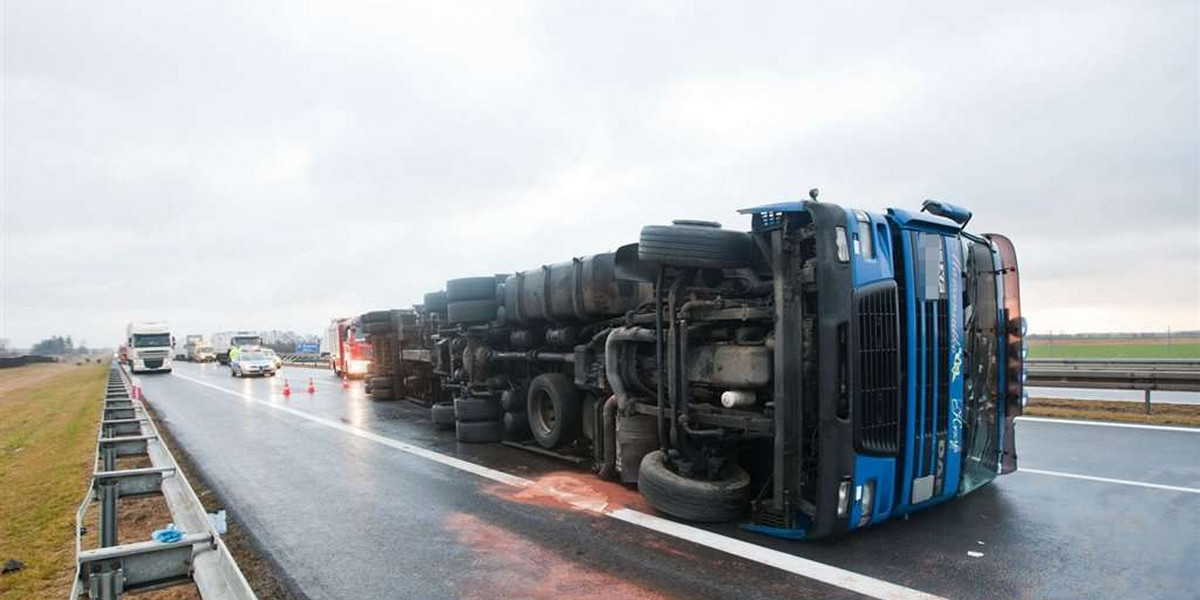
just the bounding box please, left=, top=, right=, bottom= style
left=456, top=419, right=504, bottom=443
left=526, top=373, right=581, bottom=449
left=361, top=310, right=392, bottom=324
left=370, top=385, right=395, bottom=401
left=637, top=450, right=750, bottom=523
left=423, top=291, right=449, bottom=313
left=446, top=299, right=497, bottom=324
left=503, top=411, right=530, bottom=438
left=639, top=221, right=753, bottom=269
left=454, top=396, right=501, bottom=422
left=446, top=277, right=497, bottom=302
left=431, top=402, right=456, bottom=429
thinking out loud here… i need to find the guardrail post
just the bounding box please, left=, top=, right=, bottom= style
left=1144, top=389, right=1151, bottom=415
left=102, top=445, right=116, bottom=472
left=98, top=479, right=119, bottom=548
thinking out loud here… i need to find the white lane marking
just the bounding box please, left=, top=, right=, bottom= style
left=1020, top=468, right=1200, bottom=495
left=1016, top=416, right=1200, bottom=433
left=170, top=371, right=946, bottom=600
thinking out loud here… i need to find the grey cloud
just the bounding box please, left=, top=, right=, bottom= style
left=2, top=0, right=1196, bottom=347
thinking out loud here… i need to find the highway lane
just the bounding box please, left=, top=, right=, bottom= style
left=136, top=362, right=1200, bottom=600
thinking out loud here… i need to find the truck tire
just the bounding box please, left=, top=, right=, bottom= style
left=361, top=310, right=392, bottom=324
left=456, top=419, right=504, bottom=443
left=454, top=396, right=501, bottom=422
left=526, top=373, right=581, bottom=449
left=446, top=277, right=497, bottom=302
left=431, top=402, right=456, bottom=429
left=370, top=384, right=395, bottom=401
left=639, top=221, right=753, bottom=269
left=364, top=320, right=393, bottom=335
left=637, top=450, right=750, bottom=523
left=503, top=411, right=530, bottom=438
left=446, top=299, right=497, bottom=324
left=423, top=291, right=449, bottom=313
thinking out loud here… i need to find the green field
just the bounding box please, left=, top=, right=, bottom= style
left=0, top=362, right=106, bottom=600
left=1028, top=342, right=1200, bottom=359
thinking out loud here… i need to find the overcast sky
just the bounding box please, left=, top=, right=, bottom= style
left=2, top=0, right=1197, bottom=348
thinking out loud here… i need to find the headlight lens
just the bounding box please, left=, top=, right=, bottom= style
left=858, top=480, right=876, bottom=528
left=837, top=479, right=851, bottom=518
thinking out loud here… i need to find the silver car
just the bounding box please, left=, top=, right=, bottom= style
left=230, top=350, right=277, bottom=378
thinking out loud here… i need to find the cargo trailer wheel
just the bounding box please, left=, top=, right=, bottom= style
left=526, top=373, right=581, bottom=449
left=637, top=450, right=750, bottom=523
left=456, top=419, right=504, bottom=443
left=361, top=310, right=392, bottom=324
left=446, top=299, right=497, bottom=324
left=639, top=221, right=753, bottom=269
left=423, top=291, right=449, bottom=313
left=431, top=402, right=455, bottom=429
left=454, top=396, right=501, bottom=422
left=446, top=277, right=497, bottom=302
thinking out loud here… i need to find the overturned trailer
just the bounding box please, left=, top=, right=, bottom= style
left=363, top=196, right=1025, bottom=539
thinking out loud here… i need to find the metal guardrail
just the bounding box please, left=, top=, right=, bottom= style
left=1026, top=358, right=1200, bottom=413
left=279, top=353, right=328, bottom=368
left=71, top=362, right=257, bottom=600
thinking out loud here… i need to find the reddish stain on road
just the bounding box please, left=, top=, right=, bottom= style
left=485, top=471, right=652, bottom=514
left=444, top=512, right=677, bottom=600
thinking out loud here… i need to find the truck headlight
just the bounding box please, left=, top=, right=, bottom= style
left=858, top=480, right=876, bottom=528
left=837, top=478, right=851, bottom=518
left=349, top=360, right=370, bottom=374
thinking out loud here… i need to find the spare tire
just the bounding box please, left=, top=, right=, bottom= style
left=456, top=419, right=504, bottom=443
left=637, top=450, right=750, bottom=522
left=431, top=402, right=456, bottom=429
left=424, top=291, right=449, bottom=313
left=639, top=221, right=753, bottom=269
left=526, top=373, right=581, bottom=449
left=446, top=299, right=497, bottom=324
left=446, top=277, right=497, bottom=302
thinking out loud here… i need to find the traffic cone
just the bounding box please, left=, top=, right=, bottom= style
left=341, top=376, right=350, bottom=390
left=282, top=380, right=291, bottom=397
left=307, top=377, right=316, bottom=393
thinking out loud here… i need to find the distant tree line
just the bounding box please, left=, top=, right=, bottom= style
left=30, top=335, right=90, bottom=355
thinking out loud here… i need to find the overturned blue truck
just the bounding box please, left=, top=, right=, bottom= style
left=360, top=194, right=1025, bottom=539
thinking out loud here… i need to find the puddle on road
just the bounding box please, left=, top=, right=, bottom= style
left=484, top=471, right=652, bottom=515
left=443, top=512, right=678, bottom=600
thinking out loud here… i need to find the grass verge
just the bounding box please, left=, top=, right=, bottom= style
left=0, top=362, right=107, bottom=600
left=1026, top=397, right=1200, bottom=427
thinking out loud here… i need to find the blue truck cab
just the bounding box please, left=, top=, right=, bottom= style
left=737, top=198, right=1024, bottom=539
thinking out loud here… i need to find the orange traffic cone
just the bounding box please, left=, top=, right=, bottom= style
left=282, top=380, right=291, bottom=397
left=341, top=376, right=350, bottom=390
left=307, top=377, right=316, bottom=393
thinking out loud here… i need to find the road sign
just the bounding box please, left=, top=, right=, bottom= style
left=294, top=343, right=319, bottom=354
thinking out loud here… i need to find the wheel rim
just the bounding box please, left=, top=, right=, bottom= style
left=530, top=389, right=556, bottom=437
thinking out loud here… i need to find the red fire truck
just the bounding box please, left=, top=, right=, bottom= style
left=324, top=317, right=372, bottom=378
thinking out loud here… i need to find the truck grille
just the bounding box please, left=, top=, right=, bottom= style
left=854, top=283, right=901, bottom=454
left=917, top=297, right=950, bottom=485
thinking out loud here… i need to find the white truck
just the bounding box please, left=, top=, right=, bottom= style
left=211, top=330, right=263, bottom=365
left=126, top=321, right=174, bottom=374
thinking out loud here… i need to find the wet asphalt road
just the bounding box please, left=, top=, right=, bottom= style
left=136, top=362, right=1200, bottom=600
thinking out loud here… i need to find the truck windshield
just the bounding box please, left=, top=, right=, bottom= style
left=132, top=334, right=170, bottom=348
left=959, top=236, right=1001, bottom=493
